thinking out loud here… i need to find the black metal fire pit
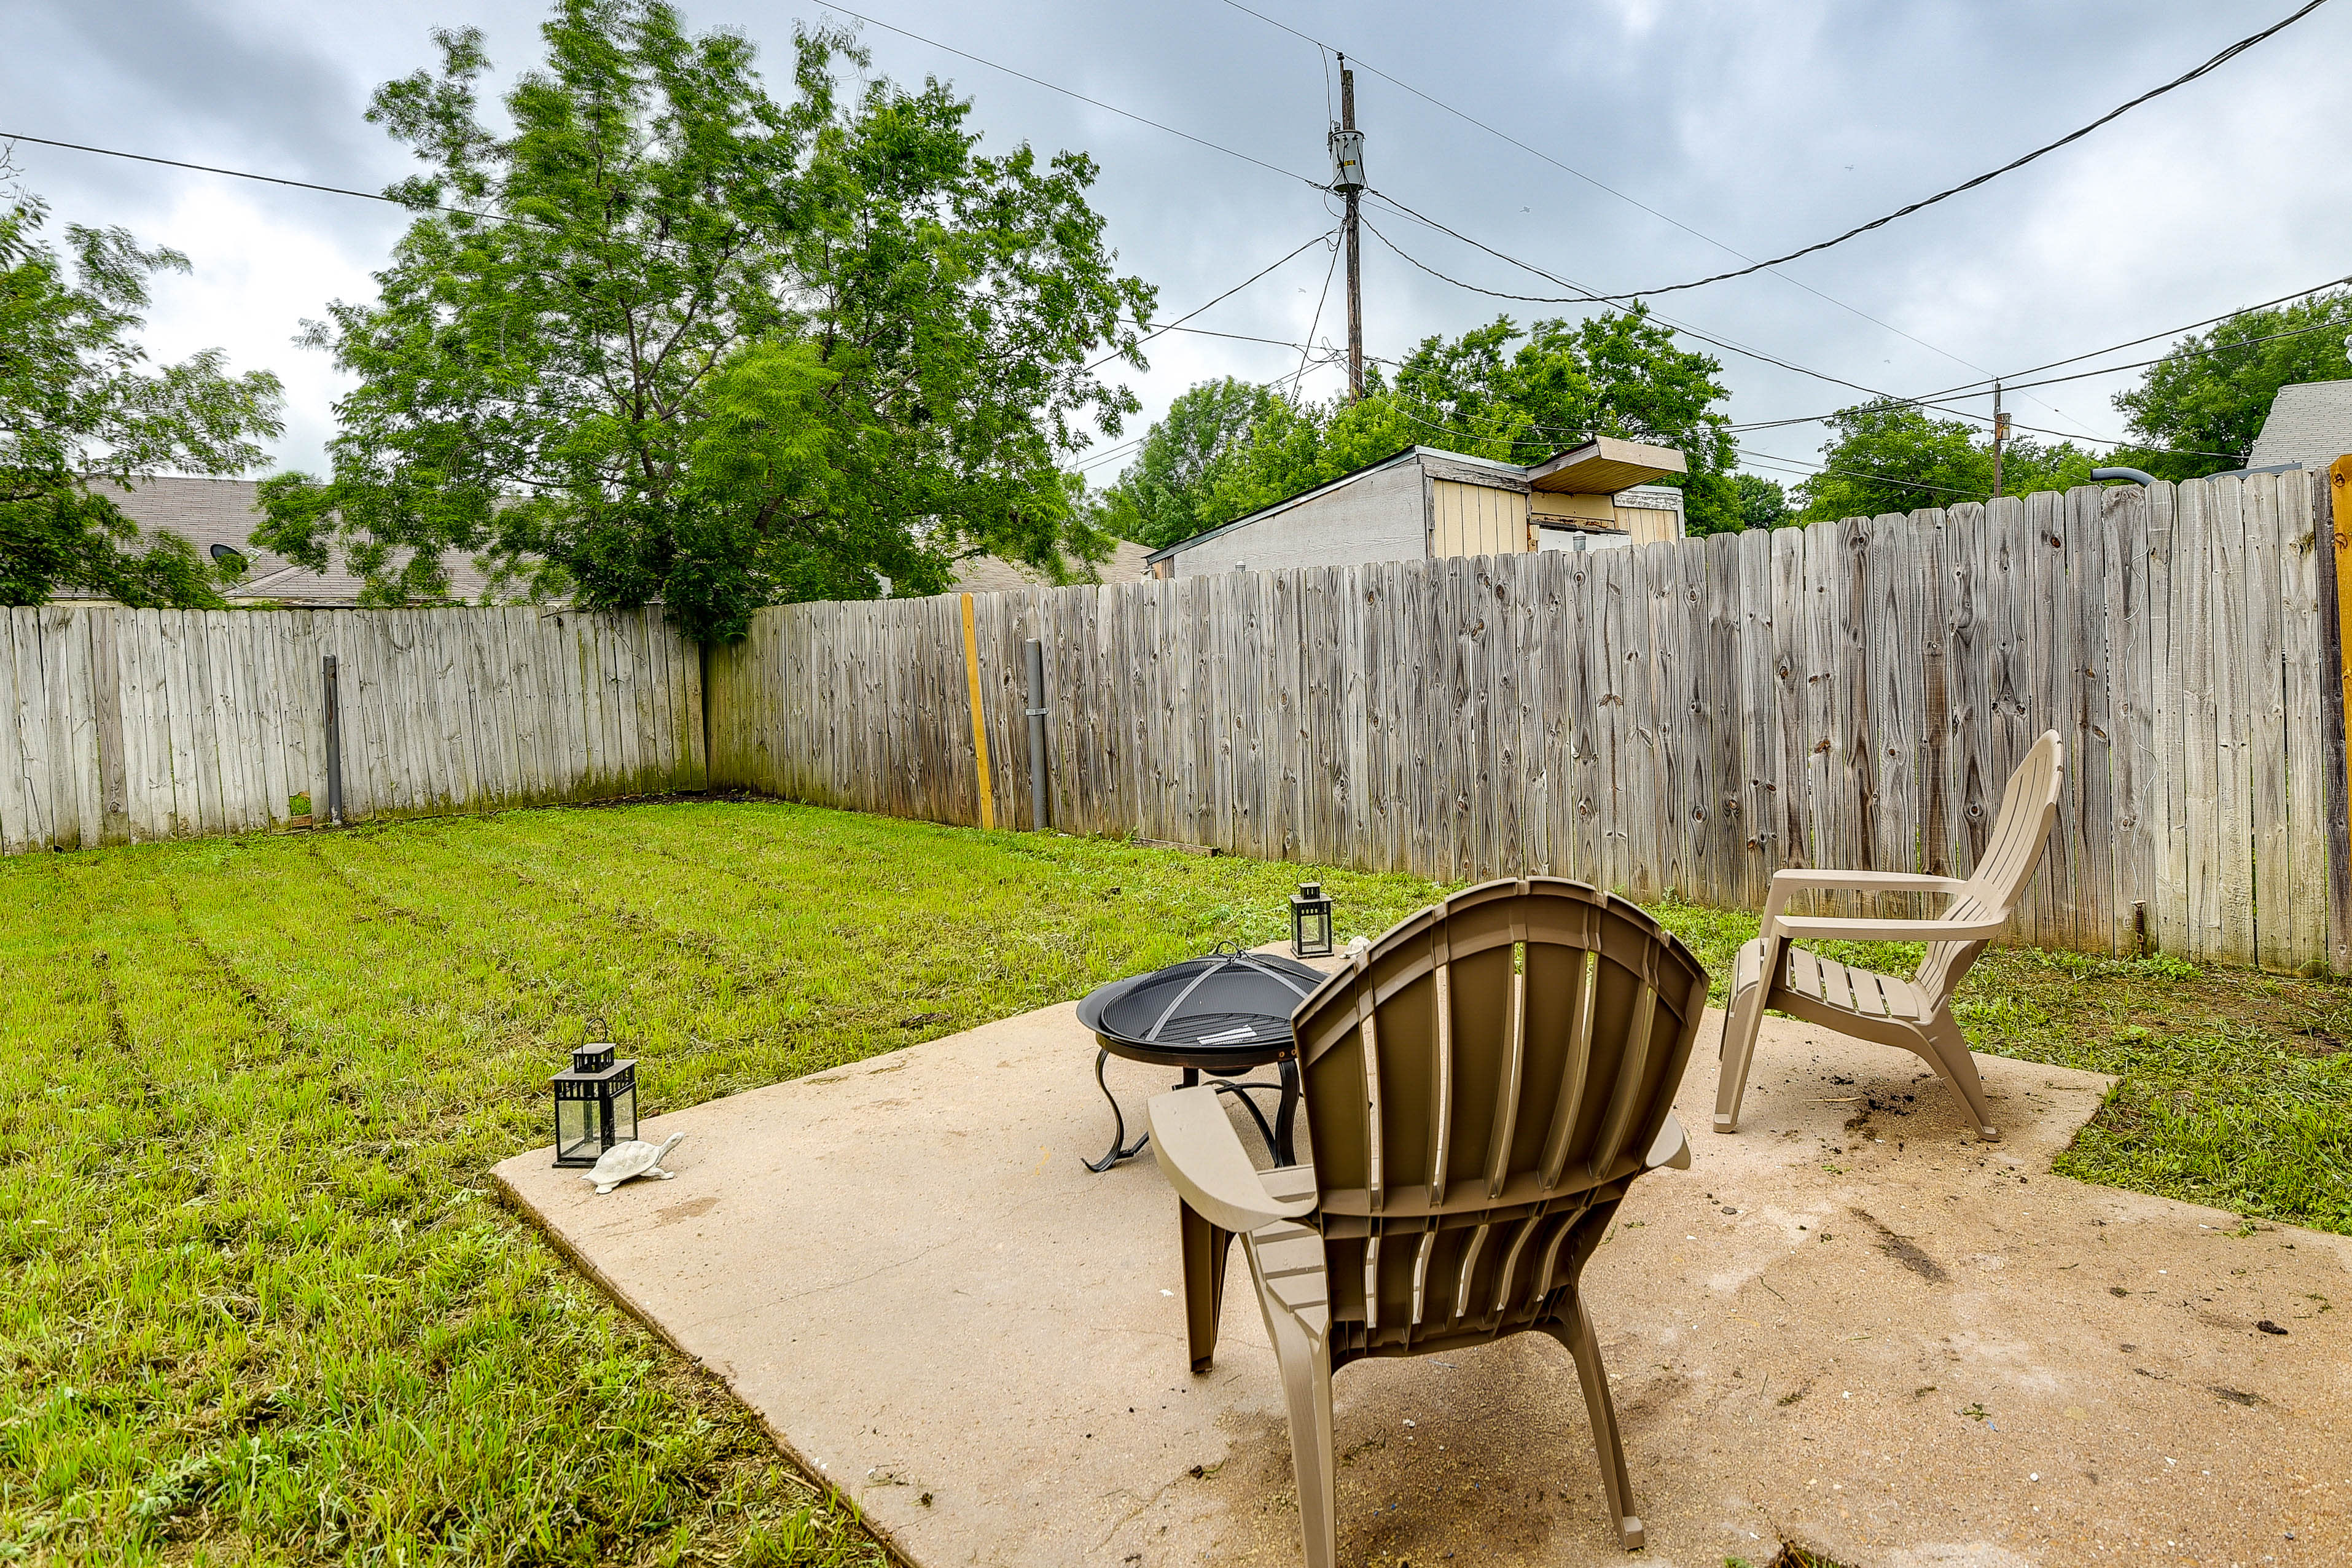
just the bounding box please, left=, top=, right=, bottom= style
left=1074, top=943, right=1326, bottom=1172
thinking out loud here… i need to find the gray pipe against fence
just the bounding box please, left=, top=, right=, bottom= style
left=1024, top=638, right=1050, bottom=832
left=321, top=653, right=345, bottom=827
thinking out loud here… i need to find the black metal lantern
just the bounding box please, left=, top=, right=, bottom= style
left=1289, top=881, right=1334, bottom=959
left=551, top=1042, right=638, bottom=1167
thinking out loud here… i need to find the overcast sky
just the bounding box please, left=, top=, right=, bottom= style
left=8, top=0, right=2348, bottom=490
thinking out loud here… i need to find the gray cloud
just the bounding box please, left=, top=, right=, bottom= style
left=9, top=0, right=2346, bottom=474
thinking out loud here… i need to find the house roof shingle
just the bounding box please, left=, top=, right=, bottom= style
left=944, top=537, right=1154, bottom=596
left=2248, top=379, right=2352, bottom=472
left=92, top=475, right=500, bottom=606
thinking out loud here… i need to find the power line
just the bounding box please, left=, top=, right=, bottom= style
left=1740, top=450, right=1991, bottom=502
left=1725, top=312, right=2352, bottom=433
left=1085, top=230, right=1335, bottom=370
left=1123, top=320, right=1320, bottom=351
left=1201, top=0, right=2113, bottom=410
left=1616, top=0, right=2335, bottom=298
left=1293, top=234, right=1344, bottom=401
left=1, top=128, right=530, bottom=231
left=1857, top=271, right=2352, bottom=410
left=1359, top=203, right=1899, bottom=402
left=820, top=4, right=1324, bottom=190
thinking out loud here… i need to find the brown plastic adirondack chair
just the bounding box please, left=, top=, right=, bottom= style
left=1146, top=878, right=1711, bottom=1564
left=1713, top=730, right=2065, bottom=1141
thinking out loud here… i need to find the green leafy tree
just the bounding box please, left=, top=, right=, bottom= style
left=257, top=0, right=1152, bottom=641
left=0, top=188, right=283, bottom=606
left=1386, top=309, right=1741, bottom=531
left=1103, top=306, right=1737, bottom=546
left=1792, top=402, right=2098, bottom=523
left=2110, top=289, right=2352, bottom=480
left=1100, top=376, right=1280, bottom=547
left=1733, top=472, right=1789, bottom=529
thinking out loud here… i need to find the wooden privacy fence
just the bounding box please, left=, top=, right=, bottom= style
left=707, top=471, right=2352, bottom=973
left=1, top=606, right=704, bottom=854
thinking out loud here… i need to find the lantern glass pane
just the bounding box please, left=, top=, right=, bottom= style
left=557, top=1096, right=598, bottom=1164
left=609, top=1081, right=638, bottom=1144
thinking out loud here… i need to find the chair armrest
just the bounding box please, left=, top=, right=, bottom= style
left=1760, top=870, right=1967, bottom=926
left=1644, top=1112, right=1691, bottom=1171
left=1147, top=1086, right=1318, bottom=1235
left=1767, top=914, right=2007, bottom=942
left=1768, top=870, right=1969, bottom=894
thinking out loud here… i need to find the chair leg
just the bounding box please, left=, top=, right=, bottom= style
left=1179, top=1199, right=1233, bottom=1373
left=1919, top=1015, right=2000, bottom=1140
left=1713, top=976, right=1768, bottom=1134
left=1547, top=1297, right=1643, bottom=1550
left=1259, top=1297, right=1337, bottom=1568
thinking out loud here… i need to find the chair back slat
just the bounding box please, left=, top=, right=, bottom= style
left=1916, top=732, right=2065, bottom=1006
left=1585, top=982, right=1660, bottom=1183
left=1427, top=933, right=1454, bottom=1208
left=1534, top=947, right=1599, bottom=1192
left=1482, top=961, right=1529, bottom=1201
left=1293, top=878, right=1709, bottom=1357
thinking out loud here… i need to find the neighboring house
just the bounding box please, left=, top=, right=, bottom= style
left=944, top=537, right=1155, bottom=596
left=1143, top=438, right=1687, bottom=580
left=87, top=475, right=501, bottom=606
left=2246, top=378, right=2352, bottom=472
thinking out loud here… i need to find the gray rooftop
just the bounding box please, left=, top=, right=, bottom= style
left=2248, top=379, right=2352, bottom=472
left=944, top=537, right=1154, bottom=597
left=92, top=475, right=502, bottom=606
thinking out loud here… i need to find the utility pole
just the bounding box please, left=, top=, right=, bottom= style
left=1990, top=380, right=2009, bottom=499
left=1330, top=57, right=1366, bottom=401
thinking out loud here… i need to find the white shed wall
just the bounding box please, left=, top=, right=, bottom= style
left=1166, top=460, right=1429, bottom=577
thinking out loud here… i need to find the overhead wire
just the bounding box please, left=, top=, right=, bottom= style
left=1202, top=0, right=2109, bottom=418
left=1292, top=233, right=1344, bottom=402
left=1738, top=450, right=1993, bottom=502
left=1359, top=203, right=1899, bottom=400
left=818, top=3, right=1326, bottom=190
left=1725, top=313, right=2352, bottom=433
left=1729, top=271, right=2352, bottom=427
left=2, top=128, right=545, bottom=233
left=1614, top=0, right=2335, bottom=298
left=1084, top=229, right=1335, bottom=371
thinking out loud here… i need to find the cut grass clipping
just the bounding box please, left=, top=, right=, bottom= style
left=1, top=800, right=2343, bottom=1561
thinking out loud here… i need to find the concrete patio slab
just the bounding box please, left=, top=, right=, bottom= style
left=496, top=978, right=2350, bottom=1568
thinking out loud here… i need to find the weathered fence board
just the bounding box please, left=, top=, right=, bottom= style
left=0, top=606, right=701, bottom=850
left=708, top=474, right=2341, bottom=971
left=9, top=475, right=2339, bottom=972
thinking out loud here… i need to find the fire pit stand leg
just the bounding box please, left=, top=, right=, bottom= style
left=1082, top=1056, right=1301, bottom=1172
left=1082, top=1048, right=1152, bottom=1172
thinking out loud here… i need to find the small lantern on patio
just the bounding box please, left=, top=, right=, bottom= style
left=1290, top=882, right=1334, bottom=959
left=551, top=1042, right=638, bottom=1167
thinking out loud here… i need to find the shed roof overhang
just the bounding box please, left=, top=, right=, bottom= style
left=1525, top=437, right=1686, bottom=494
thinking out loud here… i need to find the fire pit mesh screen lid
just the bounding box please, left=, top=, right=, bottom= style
left=1081, top=943, right=1325, bottom=1053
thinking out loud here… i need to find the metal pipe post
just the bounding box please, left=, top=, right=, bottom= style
left=1023, top=638, right=1050, bottom=832
left=321, top=653, right=345, bottom=826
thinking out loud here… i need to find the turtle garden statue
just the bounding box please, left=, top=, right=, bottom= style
left=581, top=1131, right=686, bottom=1195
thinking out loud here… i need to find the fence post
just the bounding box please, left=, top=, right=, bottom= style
left=322, top=653, right=345, bottom=827
left=2326, top=457, right=2352, bottom=974
left=1024, top=638, right=1050, bottom=832
left=958, top=594, right=994, bottom=830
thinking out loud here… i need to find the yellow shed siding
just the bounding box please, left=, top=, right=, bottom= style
left=1612, top=505, right=1681, bottom=547
left=1430, top=480, right=1531, bottom=558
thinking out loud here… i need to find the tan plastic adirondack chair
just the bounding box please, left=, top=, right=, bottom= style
left=1147, top=878, right=1711, bottom=1564
left=1713, top=730, right=2065, bottom=1141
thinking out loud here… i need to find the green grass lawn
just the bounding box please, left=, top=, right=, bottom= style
left=1, top=799, right=2343, bottom=1564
